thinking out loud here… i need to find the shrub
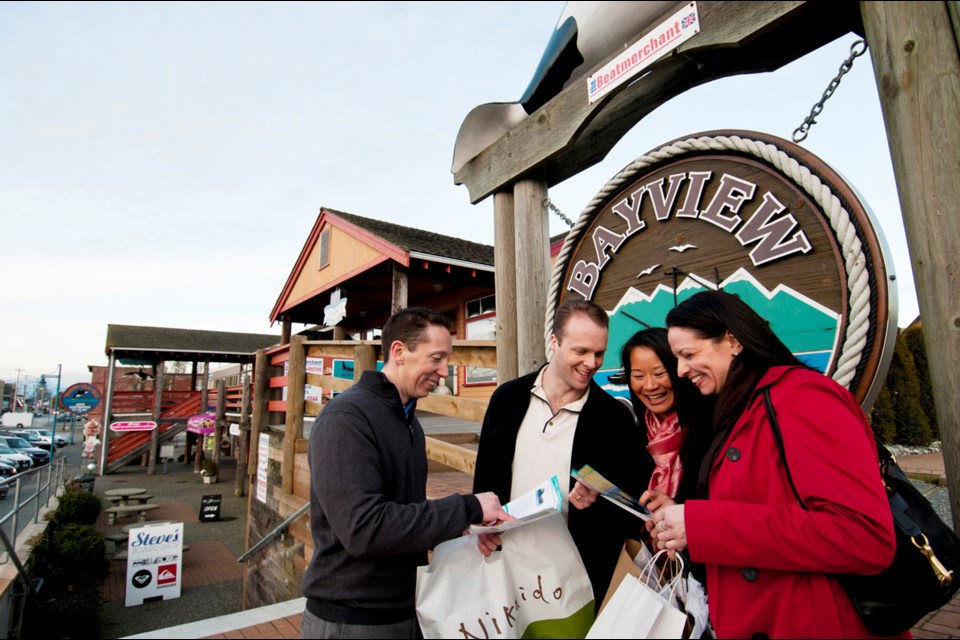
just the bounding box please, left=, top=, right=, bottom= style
left=29, top=523, right=107, bottom=582
left=24, top=523, right=105, bottom=638
left=869, top=385, right=896, bottom=443
left=887, top=331, right=933, bottom=445
left=904, top=326, right=938, bottom=438
left=51, top=489, right=102, bottom=527
left=202, top=457, right=219, bottom=477
left=22, top=486, right=107, bottom=637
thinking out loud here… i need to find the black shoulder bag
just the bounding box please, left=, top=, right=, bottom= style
left=763, top=387, right=960, bottom=636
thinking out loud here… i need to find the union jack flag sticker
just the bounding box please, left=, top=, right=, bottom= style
left=681, top=13, right=697, bottom=29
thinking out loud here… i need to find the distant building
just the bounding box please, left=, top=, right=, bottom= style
left=270, top=207, right=567, bottom=401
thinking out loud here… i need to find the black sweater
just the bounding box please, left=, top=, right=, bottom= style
left=301, top=370, right=482, bottom=624
left=473, top=368, right=652, bottom=607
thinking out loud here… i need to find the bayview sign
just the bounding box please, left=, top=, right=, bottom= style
left=548, top=130, right=897, bottom=407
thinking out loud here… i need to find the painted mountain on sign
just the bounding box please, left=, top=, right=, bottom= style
left=597, top=268, right=841, bottom=398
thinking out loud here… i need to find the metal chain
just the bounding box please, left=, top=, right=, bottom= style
left=792, top=38, right=868, bottom=143
left=543, top=197, right=574, bottom=228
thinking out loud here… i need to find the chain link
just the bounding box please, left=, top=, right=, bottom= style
left=543, top=197, right=574, bottom=228
left=792, top=39, right=868, bottom=143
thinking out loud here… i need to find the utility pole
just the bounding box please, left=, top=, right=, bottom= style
left=11, top=369, right=21, bottom=412
left=51, top=364, right=62, bottom=444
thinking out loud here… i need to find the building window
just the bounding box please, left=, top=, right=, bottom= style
left=318, top=228, right=330, bottom=269
left=465, top=295, right=496, bottom=385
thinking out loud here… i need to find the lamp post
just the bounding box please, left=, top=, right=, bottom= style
left=47, top=365, right=62, bottom=457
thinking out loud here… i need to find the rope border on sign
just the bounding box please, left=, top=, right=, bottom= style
left=545, top=134, right=871, bottom=390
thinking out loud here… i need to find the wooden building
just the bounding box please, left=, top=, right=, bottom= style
left=269, top=207, right=500, bottom=400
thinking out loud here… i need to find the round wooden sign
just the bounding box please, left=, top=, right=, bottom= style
left=548, top=130, right=897, bottom=407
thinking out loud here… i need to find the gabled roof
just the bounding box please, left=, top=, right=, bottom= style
left=105, top=324, right=280, bottom=364
left=271, top=207, right=495, bottom=324
left=328, top=209, right=493, bottom=266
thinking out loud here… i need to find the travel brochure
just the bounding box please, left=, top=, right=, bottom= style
left=469, top=475, right=563, bottom=534
left=571, top=464, right=653, bottom=521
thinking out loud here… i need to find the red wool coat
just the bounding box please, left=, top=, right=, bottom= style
left=685, top=366, right=903, bottom=639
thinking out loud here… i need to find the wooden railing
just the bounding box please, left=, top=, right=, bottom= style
left=106, top=384, right=247, bottom=469
left=250, top=337, right=496, bottom=497
left=110, top=390, right=195, bottom=415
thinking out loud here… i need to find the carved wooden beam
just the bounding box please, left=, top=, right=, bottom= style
left=454, top=0, right=863, bottom=203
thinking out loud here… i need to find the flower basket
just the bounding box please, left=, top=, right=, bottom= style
left=201, top=458, right=219, bottom=483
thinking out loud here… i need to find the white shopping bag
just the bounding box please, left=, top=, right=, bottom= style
left=586, top=573, right=688, bottom=639
left=416, top=512, right=595, bottom=639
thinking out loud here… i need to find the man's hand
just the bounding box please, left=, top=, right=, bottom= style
left=473, top=492, right=513, bottom=556
left=569, top=481, right=599, bottom=510
left=475, top=491, right=512, bottom=526
left=476, top=531, right=503, bottom=557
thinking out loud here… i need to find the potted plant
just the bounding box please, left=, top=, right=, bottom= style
left=201, top=458, right=218, bottom=484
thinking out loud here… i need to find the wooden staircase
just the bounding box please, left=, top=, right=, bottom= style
left=105, top=391, right=210, bottom=473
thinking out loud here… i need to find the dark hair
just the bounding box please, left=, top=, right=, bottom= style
left=619, top=327, right=713, bottom=454
left=381, top=307, right=452, bottom=363
left=553, top=299, right=608, bottom=340
left=665, top=290, right=804, bottom=433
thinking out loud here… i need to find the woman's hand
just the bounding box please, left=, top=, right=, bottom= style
left=640, top=488, right=676, bottom=512
left=640, top=489, right=677, bottom=535
left=650, top=503, right=687, bottom=557
left=569, top=481, right=599, bottom=510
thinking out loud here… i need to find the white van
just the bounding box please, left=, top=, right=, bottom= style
left=1, top=412, right=34, bottom=428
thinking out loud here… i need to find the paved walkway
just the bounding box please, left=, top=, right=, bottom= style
left=89, top=453, right=249, bottom=638
left=97, top=444, right=956, bottom=639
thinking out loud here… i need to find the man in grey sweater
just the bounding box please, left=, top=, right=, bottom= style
left=301, top=307, right=509, bottom=639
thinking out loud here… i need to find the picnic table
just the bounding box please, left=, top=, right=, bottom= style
left=104, top=502, right=160, bottom=525
left=104, top=487, right=147, bottom=506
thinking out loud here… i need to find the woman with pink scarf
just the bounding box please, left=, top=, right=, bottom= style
left=619, top=328, right=713, bottom=505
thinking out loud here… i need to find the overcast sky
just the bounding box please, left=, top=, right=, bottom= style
left=1, top=1, right=917, bottom=392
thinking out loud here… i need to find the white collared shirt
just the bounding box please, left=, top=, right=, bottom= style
left=510, top=367, right=589, bottom=516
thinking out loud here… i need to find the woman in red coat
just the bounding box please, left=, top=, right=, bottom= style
left=649, top=290, right=900, bottom=639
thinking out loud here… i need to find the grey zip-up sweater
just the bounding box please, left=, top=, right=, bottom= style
left=301, top=370, right=482, bottom=624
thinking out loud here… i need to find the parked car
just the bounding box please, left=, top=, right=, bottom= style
left=0, top=436, right=50, bottom=466
left=0, top=461, right=16, bottom=499
left=0, top=440, right=32, bottom=471
left=28, top=429, right=67, bottom=447
left=7, top=430, right=52, bottom=452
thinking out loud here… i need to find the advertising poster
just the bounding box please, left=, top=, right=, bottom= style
left=125, top=522, right=184, bottom=607
left=257, top=433, right=270, bottom=503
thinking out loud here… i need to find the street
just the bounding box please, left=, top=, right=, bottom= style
left=0, top=414, right=86, bottom=544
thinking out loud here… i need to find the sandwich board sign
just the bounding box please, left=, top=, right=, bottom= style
left=125, top=522, right=184, bottom=607
left=200, top=494, right=222, bottom=522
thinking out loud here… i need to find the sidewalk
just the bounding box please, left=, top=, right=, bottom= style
left=897, top=451, right=950, bottom=483
left=81, top=431, right=955, bottom=640
left=91, top=453, right=249, bottom=638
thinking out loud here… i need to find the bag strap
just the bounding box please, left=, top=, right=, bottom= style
left=763, top=387, right=809, bottom=511
left=766, top=386, right=924, bottom=538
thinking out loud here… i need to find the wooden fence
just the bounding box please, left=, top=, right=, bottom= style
left=249, top=336, right=495, bottom=495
